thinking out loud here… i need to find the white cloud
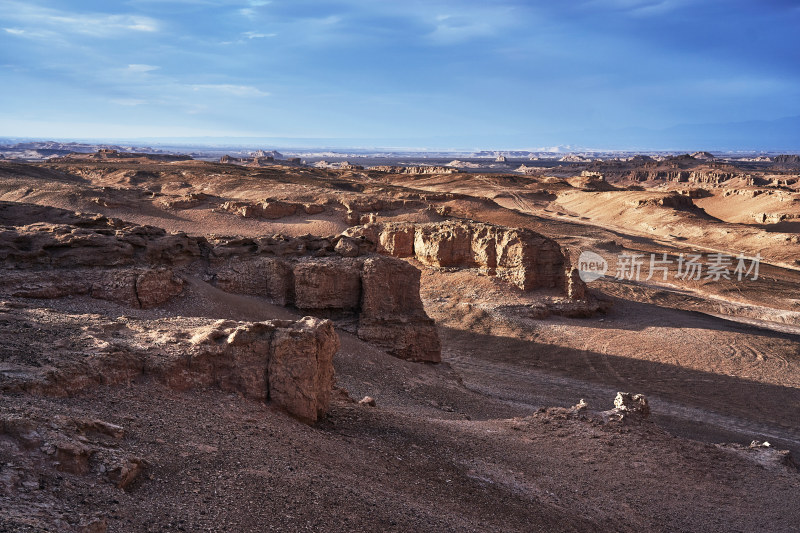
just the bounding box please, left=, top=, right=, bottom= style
left=190, top=84, right=270, bottom=97
left=243, top=31, right=275, bottom=39
left=429, top=18, right=496, bottom=43
left=239, top=1, right=271, bottom=19
left=0, top=1, right=160, bottom=38
left=426, top=8, right=515, bottom=44
left=3, top=27, right=25, bottom=35
left=127, top=64, right=160, bottom=73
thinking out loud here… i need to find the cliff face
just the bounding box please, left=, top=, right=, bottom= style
left=345, top=221, right=585, bottom=298
left=627, top=170, right=742, bottom=185
left=774, top=154, right=800, bottom=168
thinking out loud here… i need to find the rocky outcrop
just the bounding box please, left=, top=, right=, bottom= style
left=626, top=193, right=696, bottom=209
left=345, top=221, right=582, bottom=297
left=0, top=202, right=441, bottom=363
left=293, top=259, right=362, bottom=311
left=367, top=166, right=457, bottom=174
left=1, top=410, right=146, bottom=504
left=185, top=318, right=338, bottom=422
left=57, top=150, right=192, bottom=162
left=0, top=307, right=338, bottom=423
left=213, top=256, right=295, bottom=305
left=219, top=154, right=279, bottom=167
left=210, top=254, right=441, bottom=362
left=717, top=441, right=798, bottom=472
left=612, top=392, right=650, bottom=418
left=0, top=267, right=184, bottom=309
left=774, top=154, right=800, bottom=168
left=358, top=257, right=441, bottom=362
left=313, top=161, right=364, bottom=170
left=159, top=192, right=213, bottom=210
left=752, top=212, right=800, bottom=224
left=217, top=199, right=326, bottom=219
left=626, top=170, right=741, bottom=184
left=600, top=392, right=651, bottom=423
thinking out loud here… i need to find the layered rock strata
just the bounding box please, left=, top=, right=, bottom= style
left=344, top=221, right=585, bottom=298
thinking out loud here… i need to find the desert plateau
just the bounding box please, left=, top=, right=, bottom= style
left=0, top=148, right=798, bottom=532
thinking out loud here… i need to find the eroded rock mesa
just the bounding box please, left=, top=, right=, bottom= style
left=345, top=221, right=585, bottom=297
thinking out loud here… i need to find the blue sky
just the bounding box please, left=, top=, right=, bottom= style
left=1, top=0, right=798, bottom=150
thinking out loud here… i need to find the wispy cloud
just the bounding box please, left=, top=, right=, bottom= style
left=580, top=0, right=685, bottom=16
left=126, top=64, right=160, bottom=73
left=0, top=1, right=160, bottom=37
left=190, top=84, right=269, bottom=97
left=425, top=6, right=518, bottom=44
left=243, top=31, right=276, bottom=39
left=429, top=15, right=498, bottom=44
left=239, top=0, right=271, bottom=19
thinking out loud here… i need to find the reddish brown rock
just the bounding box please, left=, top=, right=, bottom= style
left=167, top=317, right=338, bottom=422
left=213, top=256, right=294, bottom=305
left=269, top=317, right=339, bottom=423
left=567, top=268, right=586, bottom=300
left=303, top=203, right=326, bottom=215
left=348, top=221, right=580, bottom=295
left=379, top=224, right=415, bottom=257
left=293, top=259, right=361, bottom=311
left=54, top=441, right=92, bottom=475
left=358, top=257, right=441, bottom=362
left=494, top=227, right=565, bottom=291
left=135, top=268, right=184, bottom=308
left=90, top=270, right=139, bottom=307
left=160, top=192, right=211, bottom=210
left=0, top=204, right=441, bottom=366
left=218, top=199, right=302, bottom=219
left=106, top=457, right=145, bottom=490
left=414, top=223, right=475, bottom=267
left=334, top=236, right=361, bottom=258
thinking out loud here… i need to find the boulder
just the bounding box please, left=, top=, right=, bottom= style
left=136, top=268, right=184, bottom=308
left=612, top=392, right=650, bottom=419
left=260, top=201, right=298, bottom=219
left=334, top=236, right=361, bottom=258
